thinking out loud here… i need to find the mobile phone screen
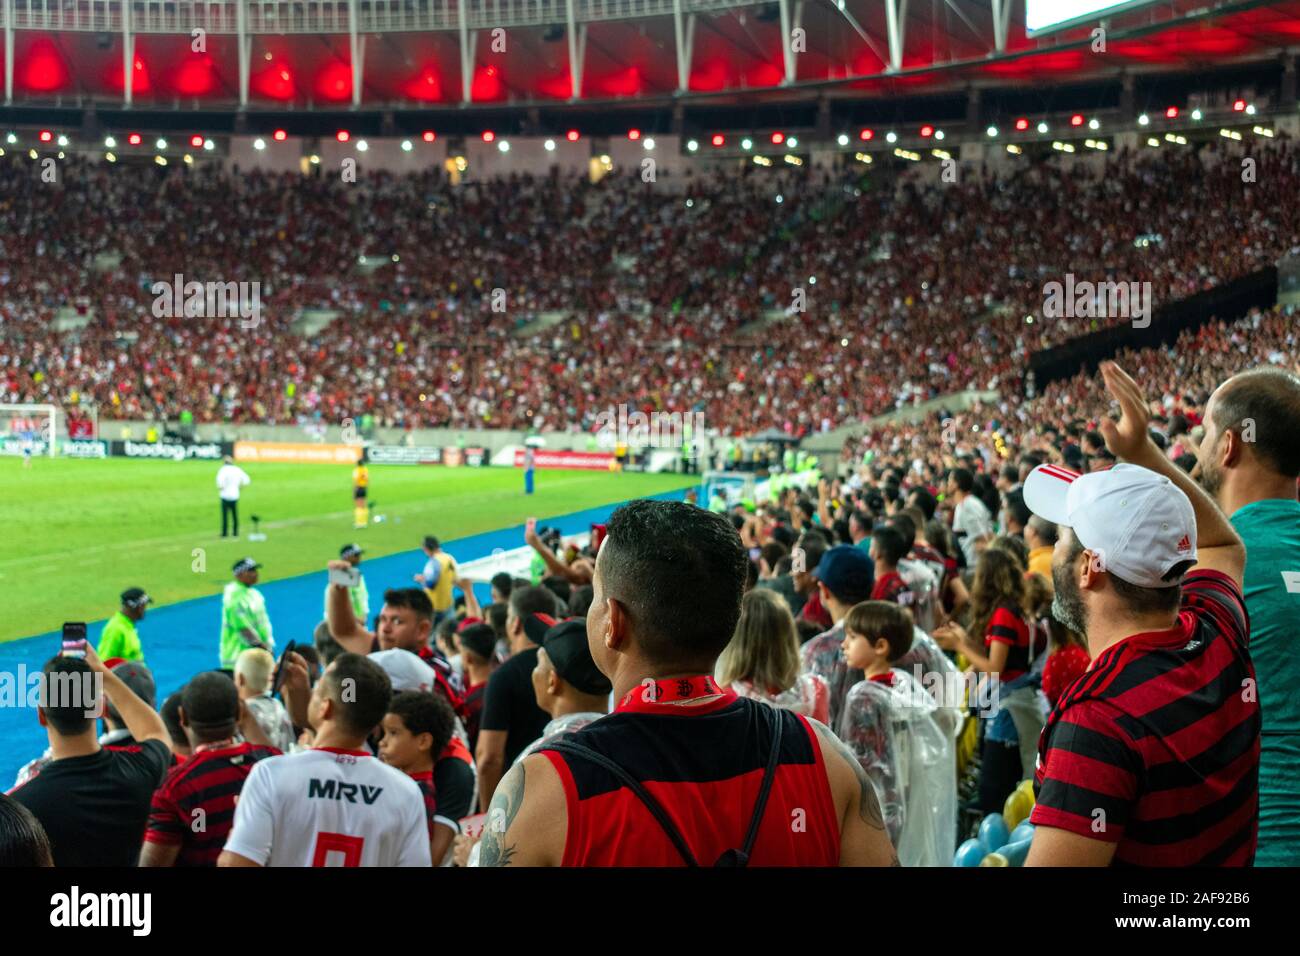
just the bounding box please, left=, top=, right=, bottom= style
left=329, top=566, right=360, bottom=588
left=271, top=641, right=297, bottom=698
left=61, top=622, right=88, bottom=658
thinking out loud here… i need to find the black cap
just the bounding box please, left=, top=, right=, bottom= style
left=457, top=623, right=498, bottom=661
left=523, top=612, right=561, bottom=646
left=340, top=544, right=364, bottom=559
left=232, top=557, right=261, bottom=574
left=121, top=588, right=151, bottom=609
left=541, top=618, right=611, bottom=697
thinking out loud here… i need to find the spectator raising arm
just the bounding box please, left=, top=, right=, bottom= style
left=326, top=560, right=376, bottom=654
left=1098, top=362, right=1245, bottom=585
left=84, top=644, right=168, bottom=746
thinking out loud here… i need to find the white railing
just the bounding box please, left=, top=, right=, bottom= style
left=6, top=0, right=772, bottom=34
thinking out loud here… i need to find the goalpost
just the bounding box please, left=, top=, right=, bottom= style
left=0, top=404, right=58, bottom=458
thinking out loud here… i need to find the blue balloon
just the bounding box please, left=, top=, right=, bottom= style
left=1009, top=821, right=1036, bottom=845
left=954, top=838, right=985, bottom=868
left=978, top=813, right=1010, bottom=853
left=995, top=837, right=1034, bottom=867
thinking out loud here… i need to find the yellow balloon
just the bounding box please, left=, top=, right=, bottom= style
left=1003, top=786, right=1033, bottom=830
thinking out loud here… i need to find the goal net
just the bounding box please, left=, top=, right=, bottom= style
left=0, top=404, right=58, bottom=458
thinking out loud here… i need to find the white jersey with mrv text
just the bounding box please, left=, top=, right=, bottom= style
left=224, top=747, right=431, bottom=867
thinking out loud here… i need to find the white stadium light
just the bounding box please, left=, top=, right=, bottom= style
left=837, top=133, right=850, bottom=146
left=987, top=126, right=998, bottom=137
left=687, top=139, right=699, bottom=152
left=544, top=139, right=556, bottom=151
left=401, top=140, right=413, bottom=152
left=253, top=138, right=266, bottom=151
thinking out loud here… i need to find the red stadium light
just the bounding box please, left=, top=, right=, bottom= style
left=423, top=131, right=436, bottom=143
left=1165, top=106, right=1179, bottom=119
left=189, top=134, right=204, bottom=148
left=1014, top=118, right=1029, bottom=131
left=919, top=125, right=933, bottom=138
left=128, top=132, right=142, bottom=146
left=273, top=129, right=287, bottom=142
left=38, top=130, right=52, bottom=143
left=482, top=130, right=495, bottom=143
left=336, top=130, right=350, bottom=142
left=711, top=134, right=724, bottom=147
left=627, top=128, right=641, bottom=141
left=1232, top=99, right=1247, bottom=112
left=771, top=131, right=785, bottom=145
left=858, top=128, right=873, bottom=141
left=1070, top=114, right=1085, bottom=127
left=565, top=129, right=579, bottom=142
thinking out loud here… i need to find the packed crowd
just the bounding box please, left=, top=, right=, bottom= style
left=3, top=137, right=1298, bottom=435
left=4, top=340, right=1297, bottom=867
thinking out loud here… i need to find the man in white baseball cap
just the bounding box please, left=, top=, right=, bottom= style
left=1023, top=362, right=1260, bottom=867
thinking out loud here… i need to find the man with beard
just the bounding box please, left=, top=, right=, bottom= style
left=1191, top=365, right=1300, bottom=866
left=1022, top=363, right=1259, bottom=867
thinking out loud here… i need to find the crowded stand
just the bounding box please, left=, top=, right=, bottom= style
left=3, top=87, right=1299, bottom=876
left=4, top=138, right=1299, bottom=435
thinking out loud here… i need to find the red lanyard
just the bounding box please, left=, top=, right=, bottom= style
left=616, top=675, right=728, bottom=713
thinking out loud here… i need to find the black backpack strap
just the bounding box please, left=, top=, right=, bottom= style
left=543, top=740, right=701, bottom=867
left=714, top=706, right=785, bottom=867
left=544, top=705, right=788, bottom=868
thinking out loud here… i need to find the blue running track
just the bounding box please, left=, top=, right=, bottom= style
left=0, top=490, right=687, bottom=788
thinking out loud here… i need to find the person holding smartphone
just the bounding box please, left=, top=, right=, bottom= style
left=10, top=641, right=172, bottom=866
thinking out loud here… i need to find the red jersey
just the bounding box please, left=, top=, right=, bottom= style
left=871, top=572, right=910, bottom=605
left=538, top=676, right=841, bottom=866
left=145, top=740, right=280, bottom=866
left=1032, top=571, right=1260, bottom=866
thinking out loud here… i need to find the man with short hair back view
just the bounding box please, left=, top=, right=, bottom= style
left=1192, top=365, right=1300, bottom=866
left=219, top=653, right=431, bottom=867
left=1024, top=363, right=1260, bottom=867
left=478, top=500, right=898, bottom=867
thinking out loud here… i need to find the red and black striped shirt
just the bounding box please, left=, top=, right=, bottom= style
left=538, top=677, right=840, bottom=866
left=985, top=604, right=1033, bottom=682
left=145, top=741, right=280, bottom=866
left=1031, top=570, right=1261, bottom=866
left=871, top=572, right=910, bottom=605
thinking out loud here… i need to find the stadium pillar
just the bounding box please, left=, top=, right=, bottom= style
left=122, top=0, right=134, bottom=107
left=348, top=0, right=365, bottom=109
left=883, top=0, right=904, bottom=72
left=1119, top=73, right=1134, bottom=119
left=990, top=0, right=1011, bottom=53
left=966, top=87, right=981, bottom=128
left=459, top=0, right=474, bottom=103
left=778, top=0, right=793, bottom=85
left=672, top=0, right=696, bottom=92
left=566, top=0, right=586, bottom=101
left=237, top=0, right=249, bottom=107
left=3, top=0, right=12, bottom=104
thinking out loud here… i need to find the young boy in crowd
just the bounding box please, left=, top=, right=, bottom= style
left=838, top=601, right=957, bottom=867
left=378, top=691, right=473, bottom=866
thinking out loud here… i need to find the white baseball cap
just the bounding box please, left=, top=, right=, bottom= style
left=368, top=648, right=436, bottom=694
left=1022, top=462, right=1197, bottom=588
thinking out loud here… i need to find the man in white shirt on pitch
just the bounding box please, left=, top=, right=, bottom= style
left=219, top=653, right=431, bottom=867
left=217, top=455, right=252, bottom=538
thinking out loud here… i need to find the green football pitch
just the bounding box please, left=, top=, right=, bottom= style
left=0, top=457, right=695, bottom=643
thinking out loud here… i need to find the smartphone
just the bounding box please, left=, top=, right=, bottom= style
left=61, top=622, right=88, bottom=658
left=329, top=565, right=361, bottom=588
left=271, top=640, right=297, bottom=698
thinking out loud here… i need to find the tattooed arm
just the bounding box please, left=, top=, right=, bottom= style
left=807, top=718, right=901, bottom=867
left=476, top=754, right=567, bottom=867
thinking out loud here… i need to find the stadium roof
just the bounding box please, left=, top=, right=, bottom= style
left=1, top=0, right=1297, bottom=112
